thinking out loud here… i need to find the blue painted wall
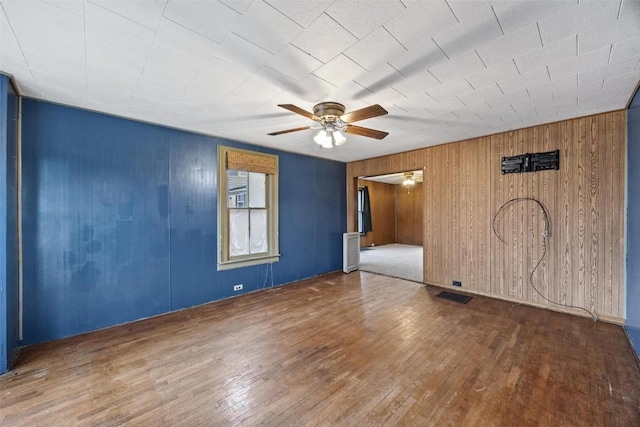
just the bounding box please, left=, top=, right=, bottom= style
left=0, top=75, right=20, bottom=374
left=627, top=88, right=640, bottom=359
left=0, top=75, right=6, bottom=374
left=21, top=99, right=346, bottom=345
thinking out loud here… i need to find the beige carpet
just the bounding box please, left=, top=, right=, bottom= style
left=359, top=243, right=423, bottom=283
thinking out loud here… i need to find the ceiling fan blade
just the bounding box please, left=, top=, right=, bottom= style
left=267, top=126, right=311, bottom=136
left=340, top=104, right=388, bottom=123
left=277, top=104, right=321, bottom=121
left=344, top=125, right=389, bottom=140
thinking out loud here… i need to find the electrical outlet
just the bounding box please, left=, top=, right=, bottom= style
left=453, top=280, right=462, bottom=287
left=234, top=284, right=243, bottom=291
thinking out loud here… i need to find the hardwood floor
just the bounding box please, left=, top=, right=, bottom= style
left=1, top=272, right=639, bottom=426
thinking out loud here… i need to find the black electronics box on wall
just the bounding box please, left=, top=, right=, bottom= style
left=501, top=150, right=560, bottom=175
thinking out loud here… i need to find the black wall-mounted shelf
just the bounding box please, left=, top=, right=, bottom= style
left=501, top=149, right=560, bottom=175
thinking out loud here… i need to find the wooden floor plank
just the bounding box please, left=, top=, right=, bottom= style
left=1, top=272, right=638, bottom=426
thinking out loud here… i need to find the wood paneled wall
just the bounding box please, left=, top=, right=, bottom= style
left=395, top=183, right=423, bottom=245
left=358, top=179, right=395, bottom=247
left=347, top=111, right=626, bottom=321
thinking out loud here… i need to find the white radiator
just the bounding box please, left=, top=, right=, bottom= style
left=343, top=232, right=360, bottom=273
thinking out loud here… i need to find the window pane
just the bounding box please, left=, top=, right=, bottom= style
left=229, top=209, right=249, bottom=256
left=250, top=209, right=268, bottom=253
left=249, top=172, right=266, bottom=208
left=358, top=189, right=362, bottom=211
left=228, top=170, right=248, bottom=208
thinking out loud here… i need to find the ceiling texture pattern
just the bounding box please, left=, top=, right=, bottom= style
left=1, top=0, right=639, bottom=162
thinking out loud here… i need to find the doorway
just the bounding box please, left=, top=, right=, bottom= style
left=357, top=170, right=423, bottom=283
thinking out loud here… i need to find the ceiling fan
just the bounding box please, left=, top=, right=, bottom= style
left=267, top=102, right=389, bottom=148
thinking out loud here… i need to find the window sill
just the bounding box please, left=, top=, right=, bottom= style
left=217, top=255, right=280, bottom=271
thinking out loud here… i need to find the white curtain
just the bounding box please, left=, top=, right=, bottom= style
left=229, top=209, right=249, bottom=256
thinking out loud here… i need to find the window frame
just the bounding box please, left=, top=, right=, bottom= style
left=217, top=146, right=279, bottom=271
left=357, top=186, right=365, bottom=234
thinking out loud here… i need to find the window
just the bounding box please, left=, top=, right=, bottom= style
left=358, top=185, right=372, bottom=234
left=358, top=187, right=365, bottom=234
left=218, top=146, right=279, bottom=270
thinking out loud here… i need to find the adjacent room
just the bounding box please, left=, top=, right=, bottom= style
left=358, top=170, right=423, bottom=282
left=1, top=1, right=639, bottom=425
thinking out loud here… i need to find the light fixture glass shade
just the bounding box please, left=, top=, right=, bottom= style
left=314, top=130, right=329, bottom=145
left=333, top=130, right=346, bottom=146
left=315, top=129, right=335, bottom=148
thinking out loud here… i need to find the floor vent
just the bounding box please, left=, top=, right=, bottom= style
left=343, top=233, right=360, bottom=273
left=436, top=291, right=472, bottom=304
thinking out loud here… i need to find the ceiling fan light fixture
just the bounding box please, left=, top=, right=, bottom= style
left=314, top=129, right=333, bottom=148
left=333, top=130, right=346, bottom=146
left=314, top=129, right=328, bottom=145
left=269, top=102, right=389, bottom=145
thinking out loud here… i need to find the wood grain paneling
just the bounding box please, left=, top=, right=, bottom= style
left=423, top=144, right=450, bottom=286
left=437, top=138, right=492, bottom=293
left=395, top=183, right=423, bottom=245
left=358, top=179, right=395, bottom=247
left=347, top=111, right=626, bottom=321
left=490, top=113, right=626, bottom=319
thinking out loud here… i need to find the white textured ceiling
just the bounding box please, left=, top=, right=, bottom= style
left=1, top=0, right=639, bottom=162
